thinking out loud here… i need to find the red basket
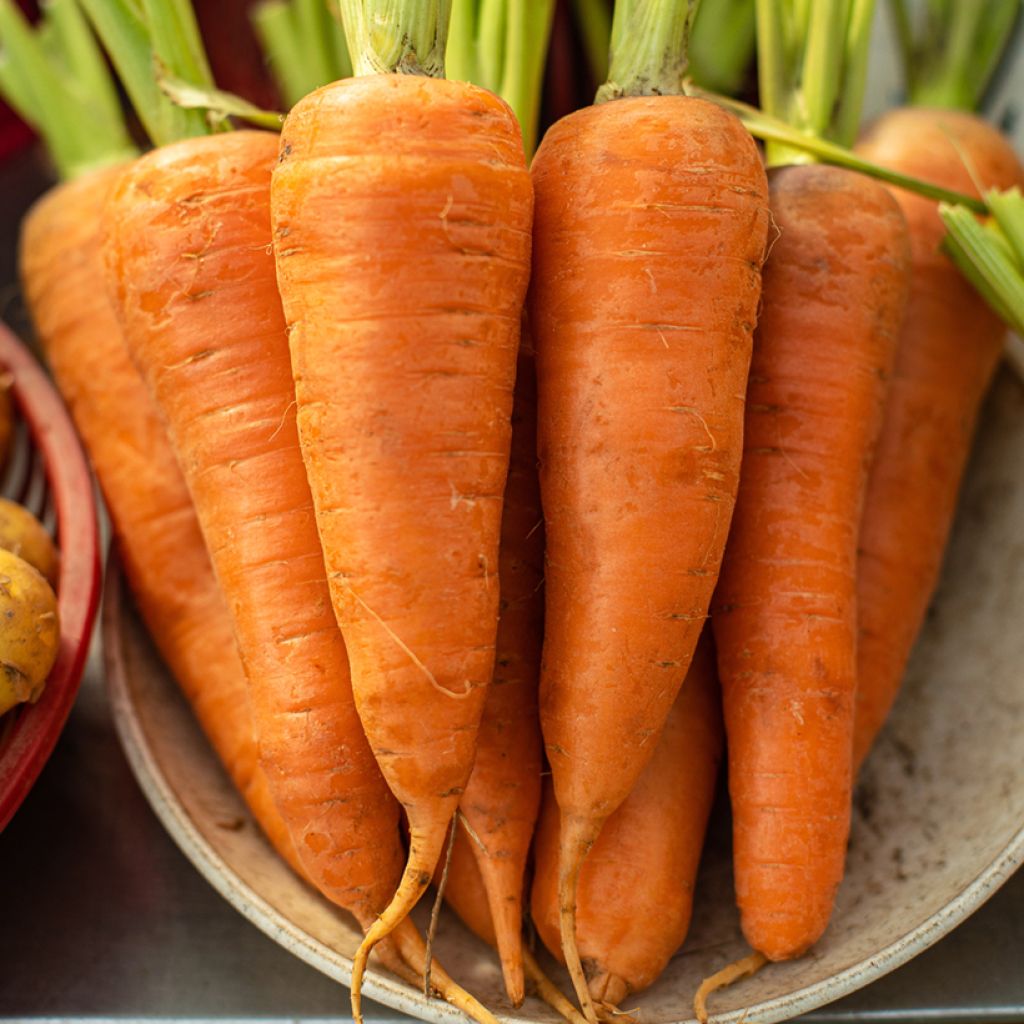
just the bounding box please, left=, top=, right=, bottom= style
left=0, top=321, right=101, bottom=832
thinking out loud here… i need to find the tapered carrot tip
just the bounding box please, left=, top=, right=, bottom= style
left=350, top=867, right=433, bottom=1024
left=523, top=947, right=590, bottom=1024
left=391, top=917, right=501, bottom=1024
left=693, top=950, right=767, bottom=1024
left=588, top=973, right=628, bottom=1015
left=558, top=815, right=602, bottom=1024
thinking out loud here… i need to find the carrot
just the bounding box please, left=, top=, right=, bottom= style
left=707, top=0, right=913, bottom=971
left=19, top=164, right=302, bottom=877
left=527, top=6, right=769, bottom=1016
left=0, top=0, right=302, bottom=869
left=101, top=123, right=406, bottom=942
left=269, top=4, right=533, bottom=1010
left=531, top=631, right=724, bottom=1015
left=431, top=339, right=544, bottom=1007
left=713, top=161, right=909, bottom=960
left=437, top=823, right=585, bottom=1024
left=850, top=117, right=1024, bottom=769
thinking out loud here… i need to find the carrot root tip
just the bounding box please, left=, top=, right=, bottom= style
left=558, top=818, right=601, bottom=1024
left=522, top=947, right=589, bottom=1024
left=693, top=950, right=768, bottom=1024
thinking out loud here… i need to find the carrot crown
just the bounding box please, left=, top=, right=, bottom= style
left=0, top=0, right=137, bottom=181
left=569, top=0, right=757, bottom=104
left=755, top=0, right=876, bottom=166
left=890, top=0, right=1020, bottom=112
left=339, top=0, right=451, bottom=76
left=446, top=0, right=555, bottom=155
left=595, top=0, right=699, bottom=102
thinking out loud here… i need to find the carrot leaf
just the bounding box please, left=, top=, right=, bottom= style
left=339, top=0, right=452, bottom=77
left=569, top=0, right=611, bottom=87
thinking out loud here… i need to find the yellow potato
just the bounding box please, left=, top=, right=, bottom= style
left=0, top=548, right=59, bottom=717
left=0, top=498, right=59, bottom=584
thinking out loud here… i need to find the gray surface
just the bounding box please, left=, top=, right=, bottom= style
left=0, top=641, right=1021, bottom=1022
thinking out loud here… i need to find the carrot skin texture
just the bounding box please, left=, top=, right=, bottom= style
left=852, top=109, right=1024, bottom=769
left=713, top=165, right=911, bottom=960
left=19, top=167, right=301, bottom=876
left=271, top=75, right=534, bottom=952
left=531, top=632, right=724, bottom=1007
left=430, top=341, right=544, bottom=1005
left=529, top=98, right=767, bottom=1008
left=530, top=96, right=767, bottom=832
left=100, top=132, right=405, bottom=936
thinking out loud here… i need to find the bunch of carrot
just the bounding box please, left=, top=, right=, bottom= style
left=5, top=0, right=1024, bottom=1021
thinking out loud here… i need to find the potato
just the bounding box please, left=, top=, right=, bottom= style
left=0, top=548, right=59, bottom=717
left=0, top=498, right=59, bottom=584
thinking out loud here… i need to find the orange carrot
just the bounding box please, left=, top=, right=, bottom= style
left=271, top=73, right=533, bottom=1003
left=452, top=340, right=544, bottom=1007
left=19, top=164, right=300, bottom=874
left=852, top=109, right=1024, bottom=768
left=531, top=631, right=724, bottom=1013
left=529, top=92, right=768, bottom=1015
left=713, top=164, right=911, bottom=960
left=102, top=131, right=499, bottom=1021
left=439, top=825, right=586, bottom=1024
left=101, top=127, right=415, bottom=970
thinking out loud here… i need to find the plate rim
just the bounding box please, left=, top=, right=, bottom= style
left=101, top=553, right=1024, bottom=1024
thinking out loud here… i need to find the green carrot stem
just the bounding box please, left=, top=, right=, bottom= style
left=940, top=199, right=1024, bottom=336
left=0, top=0, right=136, bottom=180
left=689, top=87, right=988, bottom=214
left=79, top=0, right=213, bottom=145
left=142, top=0, right=215, bottom=94
left=987, top=187, right=1024, bottom=277
left=251, top=0, right=350, bottom=106
left=905, top=0, right=1020, bottom=111
left=596, top=0, right=698, bottom=102
left=833, top=0, right=875, bottom=147
left=476, top=0, right=504, bottom=91
left=756, top=0, right=879, bottom=167
left=446, top=0, right=480, bottom=83
left=498, top=0, right=554, bottom=155
left=158, top=72, right=285, bottom=129
left=252, top=1, right=312, bottom=106
left=687, top=0, right=754, bottom=95
left=326, top=1, right=352, bottom=78
left=569, top=0, right=611, bottom=86
left=46, top=0, right=124, bottom=129
left=339, top=0, right=452, bottom=76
